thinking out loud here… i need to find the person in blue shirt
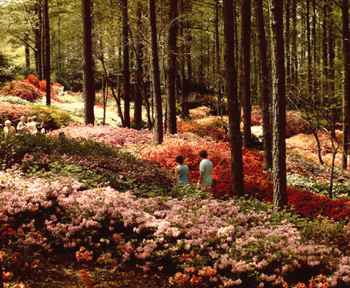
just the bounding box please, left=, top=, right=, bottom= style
left=175, top=155, right=192, bottom=185
left=197, top=150, right=213, bottom=192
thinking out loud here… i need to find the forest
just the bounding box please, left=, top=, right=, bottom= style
left=1, top=0, right=350, bottom=287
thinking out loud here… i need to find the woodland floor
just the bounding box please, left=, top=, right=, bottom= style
left=6, top=154, right=350, bottom=288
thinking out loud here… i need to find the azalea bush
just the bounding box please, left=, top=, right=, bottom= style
left=139, top=132, right=350, bottom=222
left=0, top=80, right=42, bottom=102
left=286, top=131, right=343, bottom=168
left=0, top=99, right=73, bottom=132
left=0, top=100, right=34, bottom=125
left=1, top=170, right=350, bottom=287
left=177, top=117, right=227, bottom=141
left=286, top=110, right=311, bottom=138
left=0, top=75, right=64, bottom=104
left=0, top=132, right=174, bottom=192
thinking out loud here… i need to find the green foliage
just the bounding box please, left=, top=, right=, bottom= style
left=52, top=69, right=83, bottom=92
left=287, top=173, right=350, bottom=199
left=29, top=105, right=74, bottom=131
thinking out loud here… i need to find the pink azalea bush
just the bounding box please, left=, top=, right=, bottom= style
left=286, top=130, right=343, bottom=168
left=1, top=170, right=350, bottom=287
left=51, top=124, right=155, bottom=153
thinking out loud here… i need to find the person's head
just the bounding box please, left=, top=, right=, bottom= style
left=32, top=116, right=37, bottom=121
left=176, top=155, right=184, bottom=164
left=5, top=120, right=11, bottom=127
left=199, top=150, right=208, bottom=159
left=20, top=116, right=25, bottom=122
left=28, top=117, right=33, bottom=122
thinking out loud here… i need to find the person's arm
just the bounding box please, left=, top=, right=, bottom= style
left=175, top=166, right=179, bottom=182
left=199, top=171, right=204, bottom=183
left=187, top=169, right=192, bottom=184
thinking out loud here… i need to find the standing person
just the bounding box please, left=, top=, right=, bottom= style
left=26, top=117, right=38, bottom=135
left=197, top=150, right=213, bottom=192
left=16, top=116, right=27, bottom=135
left=175, top=155, right=192, bottom=185
left=4, top=120, right=16, bottom=136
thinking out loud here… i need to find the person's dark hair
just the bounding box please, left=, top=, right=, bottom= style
left=176, top=155, right=184, bottom=164
left=199, top=150, right=208, bottom=159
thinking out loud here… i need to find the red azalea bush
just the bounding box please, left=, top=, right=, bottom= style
left=142, top=135, right=350, bottom=221
left=1, top=75, right=64, bottom=103
left=0, top=80, right=42, bottom=102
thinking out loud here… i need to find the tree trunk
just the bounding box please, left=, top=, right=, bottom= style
left=186, top=3, right=193, bottom=93
left=286, top=0, right=291, bottom=84
left=25, top=33, right=30, bottom=68
left=122, top=0, right=130, bottom=128
left=167, top=0, right=178, bottom=134
left=44, top=0, right=50, bottom=106
left=269, top=0, right=287, bottom=210
left=215, top=0, right=222, bottom=116
left=224, top=0, right=244, bottom=197
left=180, top=0, right=189, bottom=119
left=291, top=0, right=298, bottom=87
left=329, top=3, right=336, bottom=139
left=256, top=0, right=273, bottom=171
left=307, top=0, right=312, bottom=96
left=82, top=0, right=95, bottom=125
left=133, top=6, right=144, bottom=130
left=342, top=0, right=350, bottom=170
left=241, top=0, right=252, bottom=148
left=149, top=0, right=163, bottom=145
left=322, top=0, right=328, bottom=105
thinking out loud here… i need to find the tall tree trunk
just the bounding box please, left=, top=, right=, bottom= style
left=133, top=6, right=143, bottom=130
left=149, top=0, right=163, bottom=145
left=291, top=0, right=298, bottom=87
left=241, top=0, right=252, bottom=148
left=36, top=0, right=43, bottom=80
left=329, top=3, right=336, bottom=139
left=122, top=0, right=130, bottom=128
left=269, top=0, right=287, bottom=210
left=286, top=0, right=291, bottom=84
left=25, top=33, right=30, bottom=68
left=180, top=0, right=189, bottom=119
left=82, top=0, right=95, bottom=125
left=186, top=2, right=193, bottom=93
left=167, top=0, right=178, bottom=134
left=256, top=0, right=273, bottom=171
left=307, top=0, right=312, bottom=96
left=224, top=0, right=244, bottom=197
left=44, top=0, right=50, bottom=106
left=215, top=0, right=222, bottom=116
left=323, top=0, right=328, bottom=106
left=342, top=0, right=350, bottom=169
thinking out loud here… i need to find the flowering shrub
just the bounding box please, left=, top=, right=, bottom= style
left=286, top=131, right=343, bottom=168
left=1, top=170, right=350, bottom=287
left=177, top=117, right=227, bottom=141
left=0, top=132, right=174, bottom=192
left=286, top=110, right=311, bottom=137
left=139, top=132, right=350, bottom=222
left=189, top=106, right=211, bottom=119
left=0, top=80, right=42, bottom=102
left=0, top=100, right=34, bottom=125
left=1, top=75, right=64, bottom=103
